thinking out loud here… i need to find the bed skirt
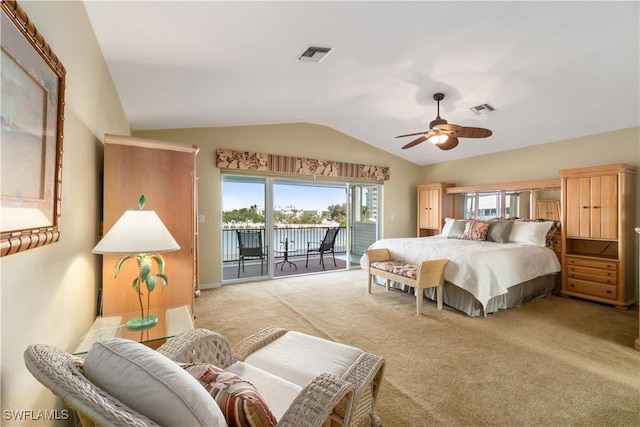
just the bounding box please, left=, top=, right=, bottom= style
left=376, top=274, right=559, bottom=317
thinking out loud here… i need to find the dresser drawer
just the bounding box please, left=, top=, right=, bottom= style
left=566, top=264, right=617, bottom=279
left=564, top=256, right=617, bottom=271
left=567, top=271, right=617, bottom=285
left=566, top=278, right=617, bottom=299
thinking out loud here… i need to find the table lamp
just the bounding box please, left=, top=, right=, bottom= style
left=93, top=195, right=179, bottom=329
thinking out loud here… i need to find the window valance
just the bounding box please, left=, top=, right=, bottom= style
left=216, top=149, right=390, bottom=182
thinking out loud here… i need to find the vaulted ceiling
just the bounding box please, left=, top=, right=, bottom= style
left=84, top=1, right=639, bottom=166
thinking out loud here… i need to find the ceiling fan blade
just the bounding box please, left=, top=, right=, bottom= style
left=396, top=131, right=428, bottom=138
left=402, top=136, right=428, bottom=149
left=436, top=136, right=459, bottom=150
left=456, top=126, right=493, bottom=138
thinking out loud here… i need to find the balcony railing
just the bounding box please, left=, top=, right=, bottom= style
left=222, top=225, right=347, bottom=263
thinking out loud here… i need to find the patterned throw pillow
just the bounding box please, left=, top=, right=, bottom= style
left=182, top=363, right=277, bottom=427
left=462, top=219, right=489, bottom=241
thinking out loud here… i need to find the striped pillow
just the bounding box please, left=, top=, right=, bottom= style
left=182, top=363, right=276, bottom=427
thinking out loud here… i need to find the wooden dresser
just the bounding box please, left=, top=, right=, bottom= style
left=560, top=164, right=636, bottom=308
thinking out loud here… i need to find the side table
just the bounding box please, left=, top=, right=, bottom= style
left=275, top=237, right=297, bottom=271
left=73, top=305, right=194, bottom=355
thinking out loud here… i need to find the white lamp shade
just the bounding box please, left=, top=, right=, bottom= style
left=92, top=209, right=180, bottom=254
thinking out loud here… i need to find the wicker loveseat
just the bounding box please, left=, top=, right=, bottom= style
left=24, top=326, right=385, bottom=427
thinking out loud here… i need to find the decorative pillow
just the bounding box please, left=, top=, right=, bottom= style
left=441, top=218, right=455, bottom=236
left=447, top=219, right=467, bottom=239
left=462, top=219, right=489, bottom=241
left=486, top=220, right=514, bottom=243
left=508, top=220, right=554, bottom=247
left=84, top=338, right=227, bottom=427
left=182, top=363, right=277, bottom=427
left=546, top=221, right=561, bottom=247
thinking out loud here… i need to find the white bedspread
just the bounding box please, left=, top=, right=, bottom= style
left=360, top=236, right=561, bottom=310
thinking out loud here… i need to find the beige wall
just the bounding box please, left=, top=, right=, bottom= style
left=0, top=2, right=129, bottom=424
left=135, top=123, right=423, bottom=286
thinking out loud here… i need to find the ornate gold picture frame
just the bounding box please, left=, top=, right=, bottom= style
left=1, top=0, right=65, bottom=256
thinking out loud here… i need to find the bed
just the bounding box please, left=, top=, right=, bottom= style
left=360, top=219, right=561, bottom=317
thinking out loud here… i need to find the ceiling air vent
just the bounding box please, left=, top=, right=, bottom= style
left=297, top=46, right=333, bottom=63
left=469, top=103, right=495, bottom=115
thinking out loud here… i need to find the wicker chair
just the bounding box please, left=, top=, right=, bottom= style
left=24, top=328, right=375, bottom=427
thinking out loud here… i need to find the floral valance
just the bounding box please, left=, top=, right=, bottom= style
left=216, top=149, right=390, bottom=181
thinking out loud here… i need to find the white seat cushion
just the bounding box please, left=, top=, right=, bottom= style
left=244, top=331, right=362, bottom=387
left=226, top=361, right=302, bottom=421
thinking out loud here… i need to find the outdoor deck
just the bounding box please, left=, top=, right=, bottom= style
left=222, top=225, right=361, bottom=280
left=222, top=253, right=360, bottom=280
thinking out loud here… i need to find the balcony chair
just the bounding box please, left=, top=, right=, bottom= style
left=306, top=227, right=340, bottom=270
left=236, top=229, right=266, bottom=278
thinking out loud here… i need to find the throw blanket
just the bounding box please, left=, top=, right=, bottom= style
left=361, top=236, right=561, bottom=309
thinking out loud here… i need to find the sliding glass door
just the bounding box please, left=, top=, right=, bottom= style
left=221, top=175, right=269, bottom=281
left=349, top=183, right=380, bottom=262
left=222, top=175, right=381, bottom=282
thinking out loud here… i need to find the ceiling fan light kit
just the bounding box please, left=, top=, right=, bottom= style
left=428, top=132, right=449, bottom=145
left=397, top=93, right=492, bottom=151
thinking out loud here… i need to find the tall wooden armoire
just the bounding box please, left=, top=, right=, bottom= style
left=560, top=163, right=635, bottom=309
left=101, top=134, right=198, bottom=315
left=416, top=183, right=454, bottom=237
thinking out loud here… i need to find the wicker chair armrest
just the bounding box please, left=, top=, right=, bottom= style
left=277, top=372, right=355, bottom=427
left=232, top=326, right=288, bottom=362
left=342, top=352, right=385, bottom=404
left=24, top=344, right=159, bottom=427
left=157, top=328, right=232, bottom=368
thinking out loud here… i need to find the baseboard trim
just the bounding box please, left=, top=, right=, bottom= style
left=199, top=282, right=222, bottom=290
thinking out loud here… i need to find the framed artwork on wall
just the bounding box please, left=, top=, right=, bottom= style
left=1, top=0, right=65, bottom=256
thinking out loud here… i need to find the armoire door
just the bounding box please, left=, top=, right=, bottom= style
left=101, top=134, right=198, bottom=315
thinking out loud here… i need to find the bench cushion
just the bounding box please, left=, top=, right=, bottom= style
left=371, top=261, right=417, bottom=279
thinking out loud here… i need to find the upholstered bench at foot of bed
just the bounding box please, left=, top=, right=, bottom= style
left=365, top=248, right=448, bottom=315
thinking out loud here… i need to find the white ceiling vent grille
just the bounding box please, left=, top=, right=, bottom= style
left=470, top=103, right=496, bottom=115
left=297, top=46, right=333, bottom=63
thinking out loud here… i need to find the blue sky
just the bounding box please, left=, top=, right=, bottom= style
left=223, top=182, right=347, bottom=211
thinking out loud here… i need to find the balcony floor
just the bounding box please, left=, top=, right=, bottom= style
left=223, top=254, right=360, bottom=280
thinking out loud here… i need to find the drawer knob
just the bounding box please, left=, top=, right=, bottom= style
left=606, top=290, right=611, bottom=294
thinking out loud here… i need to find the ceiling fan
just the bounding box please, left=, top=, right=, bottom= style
left=397, top=93, right=492, bottom=150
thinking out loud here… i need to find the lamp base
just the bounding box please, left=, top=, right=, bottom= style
left=126, top=315, right=158, bottom=330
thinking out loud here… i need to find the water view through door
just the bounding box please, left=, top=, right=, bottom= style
left=221, top=176, right=380, bottom=281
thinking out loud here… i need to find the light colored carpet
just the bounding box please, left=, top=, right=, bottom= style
left=194, top=269, right=640, bottom=427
